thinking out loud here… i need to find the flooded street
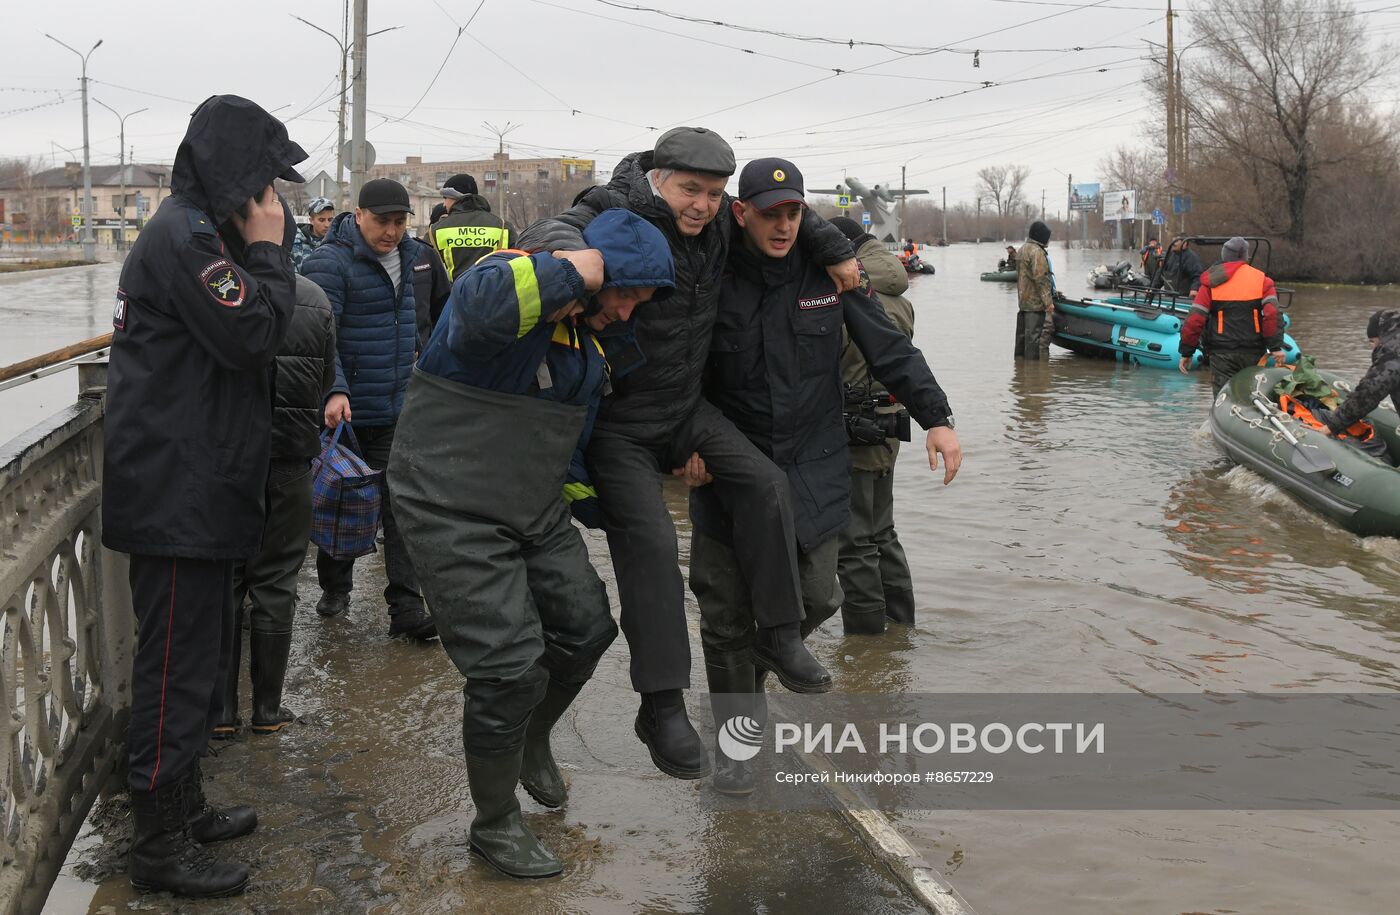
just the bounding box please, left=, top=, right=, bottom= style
left=6, top=245, right=1400, bottom=913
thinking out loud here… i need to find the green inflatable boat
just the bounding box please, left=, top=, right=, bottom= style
left=1210, top=366, right=1400, bottom=537
left=980, top=270, right=1017, bottom=283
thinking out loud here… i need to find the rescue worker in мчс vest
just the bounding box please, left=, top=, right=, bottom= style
left=1178, top=235, right=1286, bottom=393
left=102, top=95, right=306, bottom=899
left=518, top=127, right=861, bottom=781
left=690, top=158, right=961, bottom=796
left=429, top=172, right=515, bottom=281
left=388, top=208, right=675, bottom=878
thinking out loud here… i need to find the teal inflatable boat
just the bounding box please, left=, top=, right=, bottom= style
left=1051, top=291, right=1300, bottom=369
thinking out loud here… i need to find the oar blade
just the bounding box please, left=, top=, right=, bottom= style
left=1287, top=443, right=1336, bottom=474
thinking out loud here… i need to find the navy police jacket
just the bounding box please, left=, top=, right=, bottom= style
left=696, top=242, right=952, bottom=552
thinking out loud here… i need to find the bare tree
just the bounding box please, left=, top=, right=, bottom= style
left=977, top=164, right=1030, bottom=239
left=1181, top=0, right=1384, bottom=243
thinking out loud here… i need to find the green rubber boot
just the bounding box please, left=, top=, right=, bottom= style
left=466, top=750, right=563, bottom=878
left=520, top=680, right=582, bottom=809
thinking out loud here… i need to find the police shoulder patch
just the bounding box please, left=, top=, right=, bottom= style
left=199, top=259, right=246, bottom=307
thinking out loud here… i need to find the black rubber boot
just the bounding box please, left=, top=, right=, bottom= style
left=884, top=588, right=916, bottom=626
left=315, top=591, right=349, bottom=619
left=465, top=750, right=563, bottom=878
left=211, top=604, right=244, bottom=740
left=130, top=780, right=250, bottom=898
left=520, top=680, right=582, bottom=809
left=634, top=690, right=711, bottom=779
left=249, top=630, right=295, bottom=734
left=388, top=606, right=438, bottom=641
left=841, top=605, right=888, bottom=636
left=751, top=623, right=832, bottom=693
left=705, top=654, right=761, bottom=797
left=186, top=758, right=257, bottom=844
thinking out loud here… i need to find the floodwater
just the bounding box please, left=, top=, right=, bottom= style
left=4, top=245, right=1399, bottom=914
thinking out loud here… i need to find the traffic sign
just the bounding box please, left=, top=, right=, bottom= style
left=861, top=211, right=871, bottom=226
left=1171, top=195, right=1192, bottom=215
left=837, top=194, right=851, bottom=208
left=71, top=215, right=81, bottom=227
left=1152, top=208, right=1165, bottom=225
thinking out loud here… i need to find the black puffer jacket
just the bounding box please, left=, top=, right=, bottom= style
left=272, top=275, right=337, bottom=461
left=517, top=150, right=855, bottom=444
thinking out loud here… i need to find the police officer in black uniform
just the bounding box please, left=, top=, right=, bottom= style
left=690, top=158, right=961, bottom=795
left=103, top=95, right=305, bottom=898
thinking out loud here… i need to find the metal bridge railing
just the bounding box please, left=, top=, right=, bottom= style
left=0, top=353, right=130, bottom=915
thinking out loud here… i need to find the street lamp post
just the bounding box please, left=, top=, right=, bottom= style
left=94, top=99, right=147, bottom=251
left=45, top=33, right=102, bottom=262
left=292, top=15, right=402, bottom=209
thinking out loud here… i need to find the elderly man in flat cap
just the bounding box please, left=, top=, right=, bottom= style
left=519, top=127, right=859, bottom=780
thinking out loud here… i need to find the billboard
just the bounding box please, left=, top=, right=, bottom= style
left=1069, top=183, right=1100, bottom=212
left=1103, top=189, right=1138, bottom=222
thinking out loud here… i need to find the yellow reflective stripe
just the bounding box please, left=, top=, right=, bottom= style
left=550, top=321, right=605, bottom=356
left=508, top=256, right=542, bottom=338
left=562, top=481, right=596, bottom=503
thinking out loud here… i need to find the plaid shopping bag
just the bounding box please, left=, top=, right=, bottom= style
left=310, top=423, right=383, bottom=560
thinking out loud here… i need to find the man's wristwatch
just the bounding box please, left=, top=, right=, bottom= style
left=933, top=415, right=955, bottom=430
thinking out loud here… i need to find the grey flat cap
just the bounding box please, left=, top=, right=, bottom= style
left=653, top=126, right=735, bottom=176
left=1222, top=236, right=1250, bottom=261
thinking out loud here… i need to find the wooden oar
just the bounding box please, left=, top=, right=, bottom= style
left=1251, top=396, right=1336, bottom=474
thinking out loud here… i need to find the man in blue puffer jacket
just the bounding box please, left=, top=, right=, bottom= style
left=389, top=208, right=674, bottom=878
left=301, top=178, right=431, bottom=639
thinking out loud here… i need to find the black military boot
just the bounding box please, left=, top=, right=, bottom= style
left=465, top=750, right=563, bottom=878
left=635, top=690, right=711, bottom=779
left=186, top=758, right=258, bottom=844
left=884, top=588, right=916, bottom=626
left=520, top=679, right=583, bottom=808
left=315, top=590, right=349, bottom=618
left=211, top=604, right=244, bottom=740
left=706, top=654, right=762, bottom=797
left=249, top=630, right=295, bottom=735
left=841, top=605, right=888, bottom=636
left=130, top=781, right=250, bottom=897
left=751, top=623, right=832, bottom=693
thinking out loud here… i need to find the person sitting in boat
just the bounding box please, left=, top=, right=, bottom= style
left=1314, top=310, right=1400, bottom=437
left=999, top=245, right=1018, bottom=272
left=1177, top=236, right=1286, bottom=392
left=1158, top=237, right=1203, bottom=294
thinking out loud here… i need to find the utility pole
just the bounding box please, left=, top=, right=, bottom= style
left=348, top=0, right=369, bottom=206
left=94, top=99, right=146, bottom=251
left=1165, top=0, right=1176, bottom=238
left=483, top=121, right=520, bottom=218
left=900, top=164, right=907, bottom=233
left=941, top=186, right=947, bottom=244
left=1041, top=188, right=1046, bottom=221
left=1067, top=173, right=1072, bottom=249
left=975, top=197, right=981, bottom=242
left=46, top=33, right=102, bottom=262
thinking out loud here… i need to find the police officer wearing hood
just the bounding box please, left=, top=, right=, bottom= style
left=103, top=95, right=305, bottom=898
left=389, top=209, right=675, bottom=878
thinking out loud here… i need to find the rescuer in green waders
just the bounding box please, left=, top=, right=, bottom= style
left=387, top=208, right=674, bottom=878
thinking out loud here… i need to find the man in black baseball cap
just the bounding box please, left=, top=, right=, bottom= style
left=302, top=177, right=433, bottom=642
left=689, top=155, right=961, bottom=794
left=429, top=172, right=514, bottom=280
left=518, top=134, right=862, bottom=783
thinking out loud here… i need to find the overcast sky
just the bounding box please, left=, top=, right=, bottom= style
left=5, top=0, right=1399, bottom=216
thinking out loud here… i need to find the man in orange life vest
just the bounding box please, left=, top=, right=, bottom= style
left=1178, top=236, right=1286, bottom=392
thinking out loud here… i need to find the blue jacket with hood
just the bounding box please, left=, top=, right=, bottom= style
left=417, top=208, right=674, bottom=524
left=302, top=210, right=418, bottom=426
